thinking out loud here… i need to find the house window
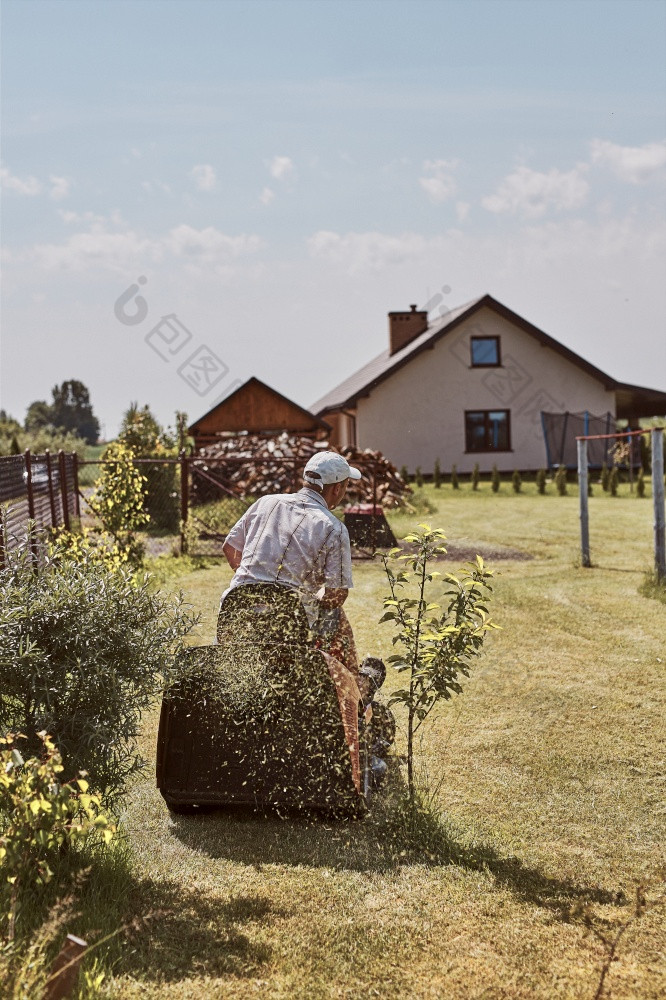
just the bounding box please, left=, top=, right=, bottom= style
left=470, top=336, right=500, bottom=367
left=465, top=410, right=511, bottom=452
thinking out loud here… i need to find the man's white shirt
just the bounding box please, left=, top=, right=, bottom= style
left=223, top=487, right=353, bottom=623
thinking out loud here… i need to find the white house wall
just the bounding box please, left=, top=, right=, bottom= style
left=356, top=307, right=616, bottom=473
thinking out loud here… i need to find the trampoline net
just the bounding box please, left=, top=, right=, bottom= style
left=540, top=411, right=624, bottom=469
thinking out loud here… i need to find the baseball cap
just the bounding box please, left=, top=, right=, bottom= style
left=303, top=450, right=362, bottom=486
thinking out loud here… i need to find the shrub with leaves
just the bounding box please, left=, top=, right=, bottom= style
left=0, top=531, right=198, bottom=803
left=536, top=468, right=547, bottom=495
left=601, top=462, right=610, bottom=491
left=471, top=463, right=480, bottom=491
left=637, top=468, right=645, bottom=498
left=555, top=465, right=568, bottom=496
left=451, top=464, right=459, bottom=490
left=433, top=459, right=441, bottom=489
left=414, top=466, right=424, bottom=488
left=0, top=733, right=115, bottom=941
left=118, top=404, right=180, bottom=532
left=87, top=441, right=149, bottom=565
left=381, top=526, right=498, bottom=801
left=512, top=469, right=521, bottom=494
left=491, top=464, right=500, bottom=493
left=609, top=466, right=619, bottom=496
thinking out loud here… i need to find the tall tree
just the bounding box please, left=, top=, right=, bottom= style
left=49, top=380, right=100, bottom=444
left=24, top=400, right=54, bottom=433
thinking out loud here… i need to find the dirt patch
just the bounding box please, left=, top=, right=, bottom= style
left=397, top=539, right=533, bottom=562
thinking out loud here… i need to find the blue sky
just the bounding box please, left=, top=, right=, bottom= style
left=2, top=0, right=665, bottom=437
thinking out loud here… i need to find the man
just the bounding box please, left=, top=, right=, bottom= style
left=221, top=451, right=362, bottom=672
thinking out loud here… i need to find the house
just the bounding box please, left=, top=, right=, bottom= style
left=311, top=294, right=666, bottom=473
left=189, top=377, right=330, bottom=451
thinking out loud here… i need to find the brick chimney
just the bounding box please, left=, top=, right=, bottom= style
left=388, top=304, right=429, bottom=355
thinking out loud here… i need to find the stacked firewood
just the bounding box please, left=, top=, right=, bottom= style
left=192, top=433, right=410, bottom=508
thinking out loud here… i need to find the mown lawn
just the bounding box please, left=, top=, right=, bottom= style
left=100, top=484, right=664, bottom=999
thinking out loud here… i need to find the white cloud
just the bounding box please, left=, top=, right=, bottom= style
left=269, top=155, right=294, bottom=180
left=419, top=159, right=458, bottom=203
left=1, top=166, right=42, bottom=195
left=6, top=220, right=264, bottom=274
left=141, top=179, right=172, bottom=196
left=58, top=209, right=124, bottom=226
left=190, top=164, right=216, bottom=191
left=49, top=176, right=70, bottom=201
left=589, top=139, right=666, bottom=184
left=259, top=186, right=275, bottom=205
left=456, top=201, right=470, bottom=223
left=482, top=165, right=589, bottom=218
left=165, top=225, right=264, bottom=263
left=307, top=230, right=447, bottom=272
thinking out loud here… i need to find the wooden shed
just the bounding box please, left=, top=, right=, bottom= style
left=189, top=377, right=330, bottom=450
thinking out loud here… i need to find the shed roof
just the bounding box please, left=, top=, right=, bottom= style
left=190, top=377, right=330, bottom=436
left=310, top=294, right=666, bottom=421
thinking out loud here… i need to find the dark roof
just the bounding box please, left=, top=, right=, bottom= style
left=311, top=294, right=666, bottom=420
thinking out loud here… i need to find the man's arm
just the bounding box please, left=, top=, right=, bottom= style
left=222, top=540, right=243, bottom=570
left=319, top=587, right=348, bottom=608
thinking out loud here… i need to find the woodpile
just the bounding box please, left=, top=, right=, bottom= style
left=192, top=433, right=410, bottom=508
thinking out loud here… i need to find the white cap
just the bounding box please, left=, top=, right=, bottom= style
left=303, top=450, right=362, bottom=486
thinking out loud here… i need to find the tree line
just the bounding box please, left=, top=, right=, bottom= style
left=0, top=379, right=100, bottom=456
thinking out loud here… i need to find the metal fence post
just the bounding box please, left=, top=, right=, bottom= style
left=45, top=450, right=58, bottom=527
left=180, top=450, right=189, bottom=555
left=72, top=452, right=81, bottom=517
left=0, top=506, right=6, bottom=570
left=371, top=462, right=377, bottom=558
left=24, top=448, right=35, bottom=520
left=58, top=450, right=70, bottom=532
left=577, top=438, right=591, bottom=567
left=652, top=428, right=665, bottom=582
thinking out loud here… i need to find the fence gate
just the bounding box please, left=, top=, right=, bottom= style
left=186, top=458, right=252, bottom=556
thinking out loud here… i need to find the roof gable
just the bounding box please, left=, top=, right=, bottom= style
left=311, top=294, right=626, bottom=415
left=190, top=377, right=330, bottom=435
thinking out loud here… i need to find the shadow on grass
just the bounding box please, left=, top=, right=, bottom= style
left=52, top=843, right=275, bottom=984
left=168, top=762, right=624, bottom=924
left=115, top=883, right=274, bottom=981
left=4, top=842, right=273, bottom=987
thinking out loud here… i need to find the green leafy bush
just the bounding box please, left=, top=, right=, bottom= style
left=536, top=469, right=547, bottom=495
left=0, top=732, right=115, bottom=941
left=609, top=466, right=619, bottom=496
left=0, top=421, right=87, bottom=460
left=451, top=464, right=459, bottom=490
left=433, top=459, right=441, bottom=489
left=491, top=464, right=500, bottom=493
left=637, top=468, right=645, bottom=497
left=471, top=463, right=480, bottom=491
left=601, top=462, right=610, bottom=491
left=87, top=441, right=149, bottom=565
left=555, top=465, right=568, bottom=496
left=0, top=532, right=198, bottom=803
left=414, top=466, right=424, bottom=488
left=512, top=469, right=521, bottom=494
left=118, top=404, right=180, bottom=532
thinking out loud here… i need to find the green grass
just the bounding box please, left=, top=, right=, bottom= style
left=77, top=487, right=666, bottom=997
